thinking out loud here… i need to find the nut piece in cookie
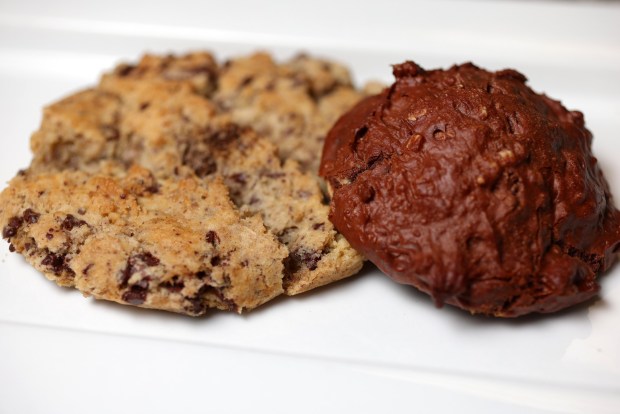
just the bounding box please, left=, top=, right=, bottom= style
left=321, top=61, right=620, bottom=317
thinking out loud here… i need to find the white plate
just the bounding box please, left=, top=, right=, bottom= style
left=1, top=1, right=619, bottom=413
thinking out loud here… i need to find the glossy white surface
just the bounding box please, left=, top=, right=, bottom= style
left=0, top=1, right=619, bottom=413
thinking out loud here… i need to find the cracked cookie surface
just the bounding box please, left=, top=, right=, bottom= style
left=321, top=61, right=620, bottom=317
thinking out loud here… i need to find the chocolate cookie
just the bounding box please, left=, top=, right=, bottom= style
left=1, top=52, right=366, bottom=315
left=321, top=61, right=620, bottom=317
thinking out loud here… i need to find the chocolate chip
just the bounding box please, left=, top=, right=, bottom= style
left=122, top=286, right=147, bottom=305
left=240, top=75, right=254, bottom=87
left=195, top=270, right=211, bottom=280
left=65, top=267, right=76, bottom=278
left=210, top=256, right=221, bottom=266
left=139, top=102, right=150, bottom=111
left=145, top=183, right=160, bottom=194
left=115, top=64, right=136, bottom=77
left=301, top=251, right=322, bottom=271
left=82, top=263, right=94, bottom=275
left=180, top=125, right=244, bottom=178
left=229, top=173, right=247, bottom=185
left=160, top=276, right=184, bottom=293
left=2, top=216, right=23, bottom=238
left=46, top=233, right=54, bottom=240
left=284, top=249, right=323, bottom=274
left=185, top=285, right=236, bottom=315
left=283, top=253, right=302, bottom=277
left=122, top=277, right=150, bottom=305
left=41, top=252, right=67, bottom=275
left=205, top=231, right=220, bottom=247
left=185, top=153, right=217, bottom=178
left=213, top=289, right=236, bottom=312
left=23, top=209, right=40, bottom=224
left=119, top=252, right=160, bottom=286
left=208, top=124, right=241, bottom=149
left=186, top=285, right=211, bottom=315
left=62, top=214, right=87, bottom=231
left=136, top=252, right=160, bottom=267
left=9, top=244, right=15, bottom=252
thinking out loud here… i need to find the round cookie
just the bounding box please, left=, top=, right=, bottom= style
left=1, top=51, right=367, bottom=315
left=320, top=61, right=620, bottom=317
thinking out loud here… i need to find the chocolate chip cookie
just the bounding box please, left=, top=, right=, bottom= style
left=1, top=51, right=368, bottom=315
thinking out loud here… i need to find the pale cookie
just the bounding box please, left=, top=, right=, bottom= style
left=30, top=89, right=122, bottom=172
left=4, top=51, right=366, bottom=314
left=179, top=123, right=364, bottom=295
left=30, top=71, right=364, bottom=295
left=215, top=52, right=371, bottom=172
left=1, top=165, right=286, bottom=315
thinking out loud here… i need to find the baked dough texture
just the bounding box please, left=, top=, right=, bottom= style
left=1, top=52, right=369, bottom=315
